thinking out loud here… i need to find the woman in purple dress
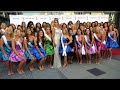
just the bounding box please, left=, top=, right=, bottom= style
left=85, top=28, right=96, bottom=64
left=9, top=29, right=26, bottom=74
left=75, top=28, right=85, bottom=64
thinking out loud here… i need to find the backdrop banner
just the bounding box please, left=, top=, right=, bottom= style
left=9, top=15, right=109, bottom=26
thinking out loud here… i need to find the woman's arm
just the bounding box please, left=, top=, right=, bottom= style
left=51, top=27, right=56, bottom=47
left=34, top=37, right=42, bottom=54
left=0, top=37, right=6, bottom=55
left=66, top=35, right=72, bottom=45
left=24, top=37, right=32, bottom=56
left=81, top=35, right=84, bottom=48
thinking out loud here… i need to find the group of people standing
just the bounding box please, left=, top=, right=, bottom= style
left=0, top=18, right=119, bottom=76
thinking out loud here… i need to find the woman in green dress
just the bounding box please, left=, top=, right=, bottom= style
left=45, top=24, right=54, bottom=68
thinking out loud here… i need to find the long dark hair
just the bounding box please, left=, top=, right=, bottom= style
left=25, top=27, right=32, bottom=42
left=36, top=22, right=42, bottom=29
left=37, top=30, right=45, bottom=45
left=27, top=21, right=33, bottom=28
left=86, top=28, right=92, bottom=41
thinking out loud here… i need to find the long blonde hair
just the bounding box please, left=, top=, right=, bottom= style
left=13, top=29, right=23, bottom=41
left=5, top=27, right=13, bottom=38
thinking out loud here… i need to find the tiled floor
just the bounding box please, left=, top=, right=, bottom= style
left=0, top=56, right=120, bottom=79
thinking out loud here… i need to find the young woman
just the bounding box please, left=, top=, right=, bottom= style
left=21, top=22, right=27, bottom=31
left=24, top=28, right=37, bottom=71
left=61, top=23, right=67, bottom=30
left=33, top=30, right=47, bottom=70
left=93, top=26, right=103, bottom=64
left=75, top=20, right=80, bottom=30
left=9, top=29, right=27, bottom=74
left=75, top=28, right=85, bottom=64
left=45, top=24, right=54, bottom=68
left=59, top=28, right=72, bottom=67
left=71, top=24, right=77, bottom=35
left=106, top=25, right=119, bottom=60
left=0, top=27, right=14, bottom=75
left=84, top=28, right=96, bottom=64
left=0, top=22, right=7, bottom=35
left=67, top=28, right=75, bottom=64
left=100, top=26, right=107, bottom=58
left=52, top=19, right=62, bottom=68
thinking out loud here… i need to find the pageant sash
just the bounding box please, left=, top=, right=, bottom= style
left=2, top=35, right=11, bottom=49
left=93, top=33, right=101, bottom=42
left=24, top=37, right=34, bottom=47
left=16, top=41, right=22, bottom=49
left=61, top=34, right=67, bottom=56
left=39, top=42, right=44, bottom=49
left=84, top=35, right=91, bottom=46
left=76, top=35, right=85, bottom=55
left=108, top=33, right=116, bottom=42
left=42, top=28, right=46, bottom=34
left=45, top=34, right=52, bottom=42
left=102, top=40, right=106, bottom=45
left=28, top=42, right=33, bottom=47
left=75, top=35, right=82, bottom=46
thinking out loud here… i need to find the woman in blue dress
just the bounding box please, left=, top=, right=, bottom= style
left=24, top=27, right=37, bottom=72
left=0, top=22, right=7, bottom=61
left=106, top=25, right=119, bottom=60
left=33, top=30, right=47, bottom=71
left=59, top=28, right=72, bottom=67
left=0, top=27, right=14, bottom=75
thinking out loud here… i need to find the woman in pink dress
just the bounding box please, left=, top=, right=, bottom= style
left=94, top=26, right=103, bottom=64
left=75, top=28, right=85, bottom=64
left=9, top=29, right=26, bottom=74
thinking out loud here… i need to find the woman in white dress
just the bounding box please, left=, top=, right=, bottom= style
left=52, top=18, right=62, bottom=68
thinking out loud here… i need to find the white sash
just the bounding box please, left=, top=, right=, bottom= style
left=16, top=41, right=22, bottom=49
left=61, top=34, right=67, bottom=56
left=76, top=35, right=85, bottom=55
left=39, top=42, right=44, bottom=49
left=76, top=35, right=81, bottom=46
left=102, top=40, right=106, bottom=45
left=108, top=33, right=116, bottom=42
left=84, top=35, right=91, bottom=46
left=28, top=42, right=33, bottom=47
left=2, top=35, right=11, bottom=49
left=93, top=33, right=101, bottom=42
left=24, top=37, right=34, bottom=47
left=42, top=28, right=46, bottom=34
left=45, top=34, right=52, bottom=42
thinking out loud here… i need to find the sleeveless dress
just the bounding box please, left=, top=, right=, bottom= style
left=106, top=33, right=119, bottom=48
left=9, top=41, right=26, bottom=62
left=0, top=31, right=5, bottom=60
left=1, top=40, right=12, bottom=61
left=59, top=37, right=72, bottom=55
left=101, top=32, right=107, bottom=51
left=45, top=38, right=54, bottom=55
left=24, top=40, right=34, bottom=60
left=76, top=36, right=85, bottom=55
left=30, top=42, right=47, bottom=60
left=94, top=36, right=102, bottom=53
left=85, top=36, right=96, bottom=54
left=53, top=27, right=62, bottom=68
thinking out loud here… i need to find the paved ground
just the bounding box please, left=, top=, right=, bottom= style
left=0, top=56, right=120, bottom=79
